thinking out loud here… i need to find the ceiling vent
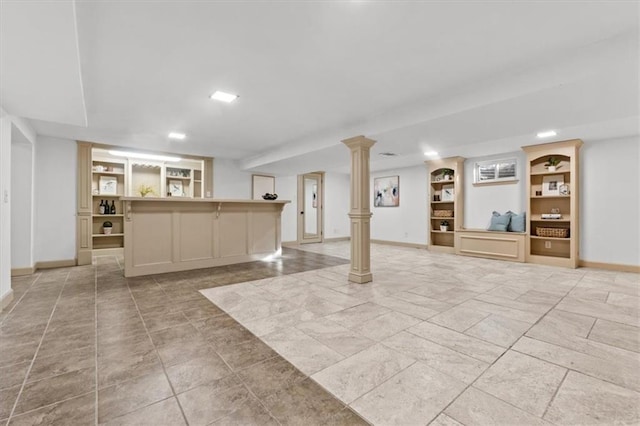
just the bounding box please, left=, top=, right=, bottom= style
left=379, top=152, right=398, bottom=157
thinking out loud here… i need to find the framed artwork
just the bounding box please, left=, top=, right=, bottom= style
left=374, top=176, right=399, bottom=207
left=99, top=176, right=117, bottom=195
left=252, top=174, right=275, bottom=200
left=441, top=184, right=454, bottom=201
left=559, top=183, right=570, bottom=196
left=542, top=174, right=564, bottom=196
left=169, top=180, right=184, bottom=197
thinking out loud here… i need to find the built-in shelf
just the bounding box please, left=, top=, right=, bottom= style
left=524, top=139, right=582, bottom=268
left=92, top=214, right=124, bottom=217
left=93, top=194, right=124, bottom=197
left=530, top=235, right=571, bottom=241
left=166, top=176, right=191, bottom=180
left=530, top=170, right=570, bottom=176
left=92, top=233, right=124, bottom=238
left=426, top=157, right=464, bottom=254
left=530, top=215, right=570, bottom=222
left=93, top=171, right=124, bottom=175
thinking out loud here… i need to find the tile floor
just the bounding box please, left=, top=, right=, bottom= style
left=202, top=242, right=640, bottom=425
left=1, top=242, right=639, bottom=425
left=0, top=248, right=362, bottom=425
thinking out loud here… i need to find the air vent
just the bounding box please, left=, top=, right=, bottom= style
left=379, top=152, right=398, bottom=157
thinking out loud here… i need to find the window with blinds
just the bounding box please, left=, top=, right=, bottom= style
left=474, top=158, right=518, bottom=184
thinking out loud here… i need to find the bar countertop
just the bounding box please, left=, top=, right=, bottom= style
left=120, top=197, right=290, bottom=204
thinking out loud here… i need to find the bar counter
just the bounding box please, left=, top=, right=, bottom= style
left=121, top=197, right=290, bottom=277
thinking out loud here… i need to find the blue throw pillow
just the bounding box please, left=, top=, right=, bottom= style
left=487, top=211, right=511, bottom=232
left=506, top=211, right=526, bottom=232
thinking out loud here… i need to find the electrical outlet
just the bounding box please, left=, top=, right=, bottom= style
left=545, top=241, right=552, bottom=249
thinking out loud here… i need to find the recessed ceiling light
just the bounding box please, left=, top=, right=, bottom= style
left=424, top=151, right=439, bottom=157
left=537, top=130, right=557, bottom=138
left=168, top=132, right=186, bottom=140
left=108, top=150, right=181, bottom=162
left=210, top=91, right=238, bottom=103
left=379, top=152, right=398, bottom=157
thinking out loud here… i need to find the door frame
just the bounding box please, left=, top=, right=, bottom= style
left=297, top=172, right=324, bottom=244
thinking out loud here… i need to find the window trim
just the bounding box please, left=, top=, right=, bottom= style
left=473, top=157, right=518, bottom=185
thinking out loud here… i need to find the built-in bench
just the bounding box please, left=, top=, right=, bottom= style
left=455, top=229, right=526, bottom=263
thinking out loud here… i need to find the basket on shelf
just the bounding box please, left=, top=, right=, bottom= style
left=433, top=210, right=453, bottom=217
left=536, top=227, right=569, bottom=238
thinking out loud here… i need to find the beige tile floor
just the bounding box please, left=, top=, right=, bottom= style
left=202, top=241, right=640, bottom=425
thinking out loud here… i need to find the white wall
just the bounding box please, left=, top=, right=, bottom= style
left=213, top=158, right=253, bottom=199
left=10, top=139, right=34, bottom=268
left=0, top=115, right=12, bottom=303
left=324, top=172, right=350, bottom=239
left=581, top=136, right=639, bottom=266
left=276, top=175, right=297, bottom=242
left=370, top=165, right=428, bottom=245
left=34, top=136, right=76, bottom=262
left=463, top=151, right=527, bottom=229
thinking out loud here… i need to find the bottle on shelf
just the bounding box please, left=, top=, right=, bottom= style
left=99, top=200, right=105, bottom=215
left=110, top=200, right=116, bottom=215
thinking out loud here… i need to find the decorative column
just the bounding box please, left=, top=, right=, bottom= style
left=342, top=135, right=375, bottom=283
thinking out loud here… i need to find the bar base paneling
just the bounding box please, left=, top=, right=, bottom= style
left=122, top=198, right=288, bottom=277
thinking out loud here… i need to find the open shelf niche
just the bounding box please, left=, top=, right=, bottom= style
left=425, top=157, right=465, bottom=253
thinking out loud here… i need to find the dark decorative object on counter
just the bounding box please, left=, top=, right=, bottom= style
left=262, top=193, right=278, bottom=200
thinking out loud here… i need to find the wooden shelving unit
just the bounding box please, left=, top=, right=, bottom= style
left=76, top=142, right=214, bottom=265
left=425, top=157, right=465, bottom=253
left=523, top=139, right=582, bottom=268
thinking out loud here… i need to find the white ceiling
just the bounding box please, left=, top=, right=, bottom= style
left=2, top=1, right=638, bottom=175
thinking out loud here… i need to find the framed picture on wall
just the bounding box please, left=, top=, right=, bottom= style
left=373, top=176, right=399, bottom=207
left=542, top=174, right=564, bottom=196
left=252, top=174, right=275, bottom=200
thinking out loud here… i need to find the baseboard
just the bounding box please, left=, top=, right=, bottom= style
left=283, top=237, right=350, bottom=248
left=324, top=237, right=350, bottom=243
left=11, top=266, right=36, bottom=277
left=579, top=260, right=640, bottom=273
left=1, top=289, right=14, bottom=312
left=35, top=259, right=77, bottom=270
left=371, top=239, right=428, bottom=250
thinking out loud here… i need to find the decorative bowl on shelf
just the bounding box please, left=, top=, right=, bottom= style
left=262, top=193, right=278, bottom=200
